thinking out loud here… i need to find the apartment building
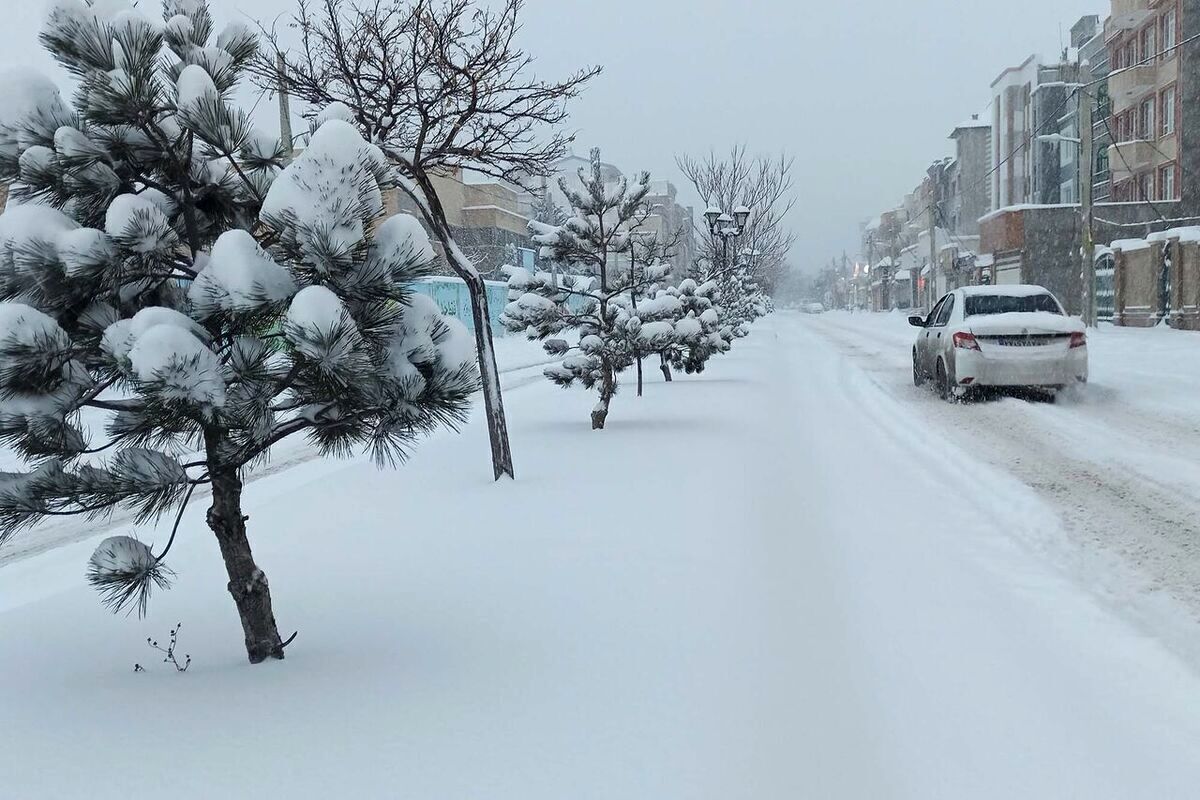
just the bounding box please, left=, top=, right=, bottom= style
left=384, top=166, right=535, bottom=278
left=642, top=179, right=697, bottom=277
left=1105, top=0, right=1187, bottom=204
left=1078, top=16, right=1114, bottom=203
left=991, top=55, right=1040, bottom=208
left=947, top=115, right=993, bottom=236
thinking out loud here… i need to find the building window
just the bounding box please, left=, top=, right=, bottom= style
left=1096, top=147, right=1109, bottom=177
left=1142, top=24, right=1157, bottom=61
left=1161, top=86, right=1176, bottom=136
left=1160, top=164, right=1177, bottom=200
left=1138, top=172, right=1154, bottom=201
left=1162, top=8, right=1178, bottom=55
left=1140, top=97, right=1156, bottom=140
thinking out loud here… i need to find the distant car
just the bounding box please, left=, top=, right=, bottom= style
left=804, top=302, right=825, bottom=314
left=909, top=285, right=1088, bottom=401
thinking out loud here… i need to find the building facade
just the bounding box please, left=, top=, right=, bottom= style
left=991, top=55, right=1040, bottom=208
left=1105, top=0, right=1188, bottom=205
left=948, top=115, right=993, bottom=236
left=384, top=166, right=536, bottom=279
left=1078, top=15, right=1114, bottom=204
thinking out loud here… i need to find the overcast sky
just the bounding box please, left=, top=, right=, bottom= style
left=2, top=0, right=1104, bottom=272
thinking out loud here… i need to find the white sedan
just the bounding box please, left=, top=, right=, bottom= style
left=910, top=285, right=1088, bottom=401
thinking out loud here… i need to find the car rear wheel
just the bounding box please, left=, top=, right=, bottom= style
left=913, top=351, right=926, bottom=387
left=936, top=360, right=954, bottom=403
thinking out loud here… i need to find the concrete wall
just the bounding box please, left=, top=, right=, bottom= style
left=1023, top=208, right=1083, bottom=314
left=979, top=206, right=1081, bottom=314
left=1113, top=237, right=1200, bottom=329
left=1113, top=243, right=1160, bottom=326
left=411, top=277, right=510, bottom=336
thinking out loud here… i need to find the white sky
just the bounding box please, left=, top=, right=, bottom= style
left=1, top=0, right=1105, bottom=272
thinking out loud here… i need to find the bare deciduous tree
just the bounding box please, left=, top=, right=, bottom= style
left=676, top=146, right=797, bottom=294
left=253, top=0, right=600, bottom=480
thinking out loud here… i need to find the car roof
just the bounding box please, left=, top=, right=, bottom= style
left=958, top=284, right=1053, bottom=298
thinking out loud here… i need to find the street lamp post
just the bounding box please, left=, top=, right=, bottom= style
left=703, top=203, right=752, bottom=274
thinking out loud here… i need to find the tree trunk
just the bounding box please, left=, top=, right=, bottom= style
left=462, top=270, right=516, bottom=480
left=636, top=356, right=644, bottom=397
left=205, top=432, right=285, bottom=664
left=660, top=353, right=673, bottom=382
left=591, top=361, right=616, bottom=430
left=404, top=173, right=515, bottom=480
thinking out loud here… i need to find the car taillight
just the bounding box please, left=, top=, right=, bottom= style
left=953, top=332, right=981, bottom=351
left=1069, top=332, right=1087, bottom=349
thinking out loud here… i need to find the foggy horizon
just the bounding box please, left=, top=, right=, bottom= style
left=1, top=0, right=1107, bottom=272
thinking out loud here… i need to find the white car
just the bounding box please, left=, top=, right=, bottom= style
left=909, top=285, right=1088, bottom=401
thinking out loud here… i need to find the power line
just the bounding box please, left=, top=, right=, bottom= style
left=1082, top=30, right=1200, bottom=90
left=1098, top=110, right=1175, bottom=223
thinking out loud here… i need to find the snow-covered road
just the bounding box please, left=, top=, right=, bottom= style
left=802, top=311, right=1200, bottom=662
left=762, top=313, right=1200, bottom=796
left=3, top=313, right=1200, bottom=798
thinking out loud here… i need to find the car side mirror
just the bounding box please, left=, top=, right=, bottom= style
left=908, top=314, right=927, bottom=328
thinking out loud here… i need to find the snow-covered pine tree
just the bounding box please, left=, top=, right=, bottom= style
left=715, top=265, right=770, bottom=339
left=0, top=0, right=477, bottom=664
left=531, top=186, right=567, bottom=228
left=659, top=279, right=726, bottom=377
left=501, top=148, right=671, bottom=429
left=253, top=0, right=600, bottom=481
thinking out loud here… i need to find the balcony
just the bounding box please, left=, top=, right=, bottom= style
left=1108, top=140, right=1157, bottom=181
left=1109, top=63, right=1158, bottom=112
left=1105, top=0, right=1153, bottom=39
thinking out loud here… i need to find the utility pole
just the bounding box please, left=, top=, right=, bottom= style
left=867, top=234, right=876, bottom=312
left=277, top=53, right=294, bottom=163
left=842, top=252, right=851, bottom=312
left=1079, top=87, right=1097, bottom=327
left=928, top=176, right=939, bottom=310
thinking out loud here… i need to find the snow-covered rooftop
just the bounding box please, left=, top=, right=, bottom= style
left=978, top=203, right=1079, bottom=224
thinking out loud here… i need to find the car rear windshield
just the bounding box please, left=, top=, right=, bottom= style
left=964, top=294, right=1061, bottom=317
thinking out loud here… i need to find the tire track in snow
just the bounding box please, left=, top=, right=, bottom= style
left=798, top=313, right=1200, bottom=659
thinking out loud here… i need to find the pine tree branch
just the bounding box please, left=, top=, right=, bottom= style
left=86, top=399, right=146, bottom=413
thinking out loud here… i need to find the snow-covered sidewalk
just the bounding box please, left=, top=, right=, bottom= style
left=3, top=315, right=1200, bottom=798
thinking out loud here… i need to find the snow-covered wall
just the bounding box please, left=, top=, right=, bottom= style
left=410, top=277, right=510, bottom=336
